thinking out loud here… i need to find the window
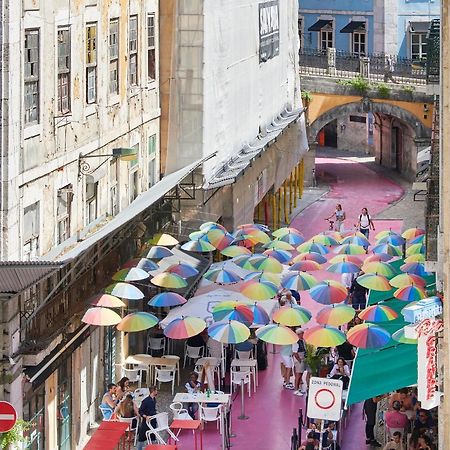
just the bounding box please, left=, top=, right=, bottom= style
left=86, top=24, right=97, bottom=104
left=56, top=185, right=73, bottom=245
left=24, top=29, right=39, bottom=125
left=320, top=25, right=333, bottom=50
left=23, top=385, right=45, bottom=450
left=129, top=16, right=138, bottom=85
left=85, top=182, right=98, bottom=224
left=147, top=14, right=156, bottom=80
left=57, top=27, right=71, bottom=114
left=352, top=32, right=366, bottom=56
left=148, top=134, right=157, bottom=187
left=298, top=17, right=303, bottom=50
left=109, top=19, right=119, bottom=94
left=23, top=201, right=40, bottom=260
left=349, top=115, right=367, bottom=123
left=129, top=145, right=139, bottom=202
left=109, top=160, right=119, bottom=216
left=411, top=33, right=427, bottom=61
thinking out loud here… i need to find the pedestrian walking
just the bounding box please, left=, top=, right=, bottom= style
left=357, top=207, right=375, bottom=240
left=136, top=386, right=158, bottom=449
left=326, top=204, right=346, bottom=232
left=364, top=396, right=383, bottom=447
left=384, top=54, right=396, bottom=83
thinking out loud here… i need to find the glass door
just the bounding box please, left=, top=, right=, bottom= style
left=57, top=359, right=72, bottom=450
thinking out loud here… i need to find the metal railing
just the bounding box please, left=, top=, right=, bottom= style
left=299, top=47, right=427, bottom=85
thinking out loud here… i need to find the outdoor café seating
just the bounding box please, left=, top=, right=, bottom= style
left=145, top=412, right=179, bottom=445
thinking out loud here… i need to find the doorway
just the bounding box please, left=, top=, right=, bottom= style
left=323, top=120, right=338, bottom=147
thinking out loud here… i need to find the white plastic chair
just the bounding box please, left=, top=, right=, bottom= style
left=235, top=349, right=253, bottom=360
left=194, top=360, right=221, bottom=390
left=154, top=367, right=176, bottom=394
left=183, top=345, right=204, bottom=367
left=147, top=336, right=166, bottom=355
left=116, top=365, right=142, bottom=387
left=230, top=368, right=252, bottom=397
left=199, top=404, right=223, bottom=434
left=145, top=412, right=179, bottom=445
left=161, top=355, right=180, bottom=385
left=169, top=402, right=192, bottom=420
left=133, top=387, right=149, bottom=407
left=117, top=416, right=138, bottom=445
left=99, top=405, right=114, bottom=421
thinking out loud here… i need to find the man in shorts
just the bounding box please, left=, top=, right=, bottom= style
left=293, top=328, right=310, bottom=396
left=280, top=341, right=294, bottom=389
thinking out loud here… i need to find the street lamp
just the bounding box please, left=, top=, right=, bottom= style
left=78, top=147, right=138, bottom=178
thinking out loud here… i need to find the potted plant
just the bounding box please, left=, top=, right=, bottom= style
left=0, top=420, right=31, bottom=450
left=305, top=344, right=330, bottom=377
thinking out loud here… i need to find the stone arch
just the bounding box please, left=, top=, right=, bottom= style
left=309, top=100, right=431, bottom=143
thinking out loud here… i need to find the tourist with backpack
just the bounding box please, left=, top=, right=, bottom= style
left=357, top=207, right=375, bottom=240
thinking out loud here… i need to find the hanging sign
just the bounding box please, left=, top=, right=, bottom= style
left=259, top=1, right=280, bottom=62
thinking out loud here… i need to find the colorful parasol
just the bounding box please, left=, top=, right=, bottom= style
left=406, top=243, right=426, bottom=256
left=232, top=229, right=271, bottom=246
left=347, top=323, right=391, bottom=349
left=371, top=243, right=402, bottom=257
left=356, top=273, right=392, bottom=291
left=311, top=234, right=339, bottom=247
left=358, top=304, right=398, bottom=322
left=263, top=249, right=293, bottom=264
left=289, top=260, right=322, bottom=272
left=255, top=323, right=298, bottom=345
left=282, top=271, right=318, bottom=291
left=329, top=254, right=362, bottom=265
left=166, top=262, right=199, bottom=278
left=240, top=279, right=278, bottom=300
left=143, top=246, right=174, bottom=259
left=276, top=232, right=305, bottom=246
left=272, top=305, right=312, bottom=327
left=151, top=272, right=188, bottom=289
left=251, top=256, right=283, bottom=273
left=272, top=227, right=304, bottom=238
left=250, top=303, right=271, bottom=326
left=117, top=312, right=159, bottom=332
left=181, top=239, right=216, bottom=252
left=220, top=245, right=252, bottom=258
left=392, top=328, right=418, bottom=345
left=389, top=273, right=426, bottom=289
left=401, top=227, right=425, bottom=241
left=88, top=294, right=126, bottom=308
left=189, top=230, right=208, bottom=241
left=364, top=253, right=392, bottom=263
left=404, top=254, right=425, bottom=264
left=316, top=304, right=356, bottom=327
left=104, top=282, right=144, bottom=300
left=148, top=292, right=187, bottom=307
left=375, top=230, right=402, bottom=240
left=327, top=261, right=361, bottom=274
left=232, top=255, right=258, bottom=271
left=309, top=280, right=348, bottom=305
left=163, top=316, right=207, bottom=339
left=148, top=233, right=179, bottom=247
left=208, top=320, right=250, bottom=344
left=400, top=262, right=428, bottom=276
left=206, top=230, right=234, bottom=250
left=407, top=235, right=425, bottom=245
left=82, top=307, right=122, bottom=326
left=377, top=234, right=406, bottom=246
left=297, top=241, right=329, bottom=255
left=340, top=235, right=370, bottom=247
left=334, top=244, right=366, bottom=255
left=264, top=240, right=296, bottom=251
left=112, top=268, right=150, bottom=282
left=122, top=258, right=159, bottom=272
left=292, top=252, right=328, bottom=264
left=203, top=268, right=241, bottom=284
left=362, top=261, right=397, bottom=278
left=244, top=271, right=282, bottom=285
left=304, top=325, right=347, bottom=347
left=236, top=223, right=271, bottom=233
left=200, top=222, right=227, bottom=233
left=393, top=285, right=426, bottom=301
left=212, top=301, right=254, bottom=325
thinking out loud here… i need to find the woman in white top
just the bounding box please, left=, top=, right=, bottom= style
left=326, top=204, right=346, bottom=232
left=329, top=357, right=351, bottom=389
left=358, top=207, right=375, bottom=239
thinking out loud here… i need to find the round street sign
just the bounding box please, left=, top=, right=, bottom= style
left=0, top=401, right=17, bottom=433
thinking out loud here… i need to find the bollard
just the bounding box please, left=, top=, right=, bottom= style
left=238, top=379, right=249, bottom=420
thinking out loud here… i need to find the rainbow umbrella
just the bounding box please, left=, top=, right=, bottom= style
left=389, top=273, right=426, bottom=288
left=250, top=303, right=270, bottom=326
left=404, top=254, right=425, bottom=263
left=375, top=230, right=402, bottom=240
left=151, top=272, right=188, bottom=289
left=371, top=243, right=402, bottom=257
left=393, top=285, right=426, bottom=301
left=341, top=230, right=367, bottom=239
left=166, top=262, right=199, bottom=278
left=244, top=271, right=282, bottom=285
left=311, top=234, right=339, bottom=247
left=181, top=240, right=216, bottom=252
left=282, top=271, right=318, bottom=291
left=309, top=280, right=348, bottom=305
left=163, top=316, right=207, bottom=339
left=203, top=268, right=241, bottom=284
left=251, top=256, right=283, bottom=273
left=220, top=245, right=252, bottom=258
left=304, top=325, right=346, bottom=347
left=347, top=323, right=391, bottom=349
left=206, top=229, right=234, bottom=250
left=232, top=229, right=271, bottom=246
left=358, top=304, right=398, bottom=322
left=87, top=294, right=125, bottom=308
left=208, top=320, right=250, bottom=344
left=255, top=324, right=298, bottom=345
left=340, top=235, right=370, bottom=247
left=272, top=305, right=312, bottom=327
left=240, top=279, right=278, bottom=300
left=316, top=304, right=355, bottom=327
left=263, top=249, right=293, bottom=264
left=400, top=262, right=428, bottom=276
left=148, top=292, right=187, bottom=307
left=148, top=233, right=179, bottom=246
left=406, top=243, right=426, bottom=256
left=200, top=222, right=227, bottom=232
left=289, top=260, right=322, bottom=272
left=377, top=234, right=406, bottom=246
left=402, top=227, right=425, bottom=240
left=297, top=241, right=329, bottom=255
left=327, top=261, right=361, bottom=274
left=189, top=230, right=208, bottom=241
left=292, top=252, right=328, bottom=264
left=334, top=244, right=366, bottom=255
left=392, top=328, right=417, bottom=345
left=105, top=282, right=144, bottom=300
left=356, top=273, right=392, bottom=291
left=364, top=253, right=393, bottom=263
left=236, top=223, right=271, bottom=233
left=408, top=234, right=425, bottom=245
left=117, top=312, right=159, bottom=332
left=329, top=254, right=363, bottom=265
left=82, top=307, right=122, bottom=326
left=264, top=240, right=295, bottom=251
left=122, top=258, right=159, bottom=272
left=362, top=261, right=397, bottom=278
left=112, top=268, right=150, bottom=282
left=232, top=255, right=258, bottom=271
left=143, top=246, right=174, bottom=259
left=272, top=227, right=303, bottom=238
left=212, top=301, right=254, bottom=325
left=276, top=232, right=305, bottom=246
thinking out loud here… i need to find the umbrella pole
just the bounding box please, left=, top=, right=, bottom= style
left=318, top=420, right=324, bottom=450
left=238, top=379, right=249, bottom=420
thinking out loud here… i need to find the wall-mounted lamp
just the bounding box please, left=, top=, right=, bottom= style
left=78, top=147, right=138, bottom=178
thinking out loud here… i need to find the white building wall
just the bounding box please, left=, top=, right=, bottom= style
left=2, top=0, right=161, bottom=261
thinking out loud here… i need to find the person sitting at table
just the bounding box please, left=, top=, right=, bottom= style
left=136, top=386, right=158, bottom=450
left=115, top=394, right=139, bottom=428
left=115, top=377, right=130, bottom=401
left=100, top=383, right=118, bottom=420
left=385, top=401, right=409, bottom=434
left=185, top=372, right=202, bottom=418
left=414, top=409, right=435, bottom=433
left=390, top=388, right=414, bottom=412
left=328, top=357, right=351, bottom=389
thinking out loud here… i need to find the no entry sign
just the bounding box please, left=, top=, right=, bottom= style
left=0, top=401, right=17, bottom=433
left=307, top=377, right=343, bottom=422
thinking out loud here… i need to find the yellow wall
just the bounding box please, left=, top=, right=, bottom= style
left=308, top=93, right=433, bottom=128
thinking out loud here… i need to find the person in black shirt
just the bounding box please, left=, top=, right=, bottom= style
left=363, top=396, right=383, bottom=447
left=136, top=386, right=158, bottom=449
left=336, top=341, right=355, bottom=362
left=350, top=271, right=368, bottom=310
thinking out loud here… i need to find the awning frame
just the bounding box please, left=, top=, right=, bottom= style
left=409, top=21, right=431, bottom=33
left=308, top=19, right=333, bottom=32
left=340, top=21, right=366, bottom=34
